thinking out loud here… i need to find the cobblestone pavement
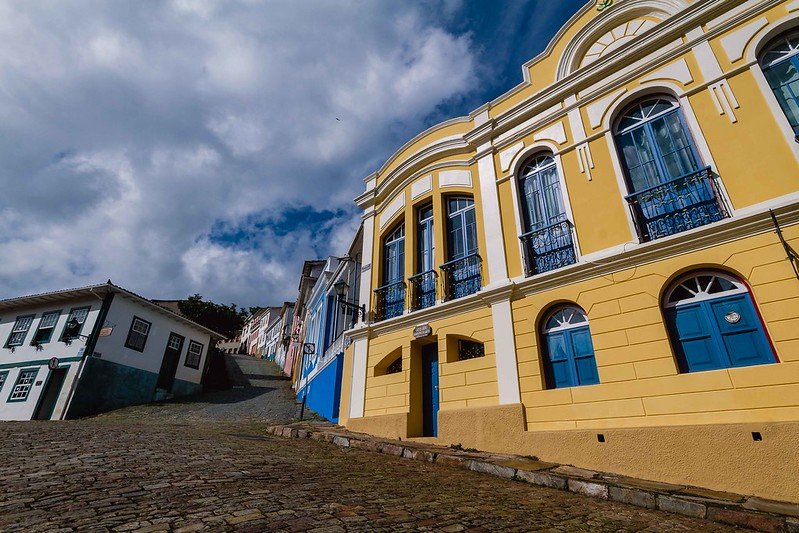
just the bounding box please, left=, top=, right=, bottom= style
left=0, top=359, right=737, bottom=532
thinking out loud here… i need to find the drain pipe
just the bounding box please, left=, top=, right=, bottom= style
left=60, top=287, right=115, bottom=420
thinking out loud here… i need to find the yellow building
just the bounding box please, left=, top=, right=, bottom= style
left=340, top=0, right=799, bottom=503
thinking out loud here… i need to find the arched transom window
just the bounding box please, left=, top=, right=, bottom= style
left=663, top=271, right=776, bottom=373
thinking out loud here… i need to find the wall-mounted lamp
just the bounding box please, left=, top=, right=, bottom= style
left=334, top=279, right=366, bottom=321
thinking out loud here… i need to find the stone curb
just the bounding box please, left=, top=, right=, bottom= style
left=265, top=424, right=797, bottom=532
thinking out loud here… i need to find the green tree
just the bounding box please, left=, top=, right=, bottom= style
left=177, top=294, right=249, bottom=339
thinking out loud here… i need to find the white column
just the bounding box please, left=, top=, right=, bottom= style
left=348, top=336, right=368, bottom=418
left=490, top=297, right=521, bottom=405
left=476, top=146, right=509, bottom=287
left=358, top=210, right=375, bottom=323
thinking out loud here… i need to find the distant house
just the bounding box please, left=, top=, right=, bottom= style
left=0, top=282, right=220, bottom=421
left=284, top=260, right=326, bottom=378
left=265, top=302, right=295, bottom=363
left=296, top=226, right=363, bottom=422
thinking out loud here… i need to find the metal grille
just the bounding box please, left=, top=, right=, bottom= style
left=374, top=281, right=405, bottom=321
left=408, top=270, right=437, bottom=311
left=520, top=219, right=577, bottom=277
left=186, top=341, right=203, bottom=368
left=441, top=254, right=482, bottom=301
left=625, top=167, right=728, bottom=242
left=458, top=340, right=485, bottom=361
left=386, top=357, right=402, bottom=374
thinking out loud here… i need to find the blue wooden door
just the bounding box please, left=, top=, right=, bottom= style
left=667, top=293, right=774, bottom=372
left=543, top=326, right=599, bottom=389
left=422, top=344, right=439, bottom=437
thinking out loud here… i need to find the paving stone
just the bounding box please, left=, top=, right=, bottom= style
left=657, top=495, right=707, bottom=518
left=515, top=470, right=568, bottom=490
left=677, top=486, right=745, bottom=503
left=0, top=359, right=740, bottom=532
left=743, top=497, right=799, bottom=518
left=567, top=479, right=609, bottom=499
left=785, top=518, right=799, bottom=533
left=706, top=506, right=785, bottom=532
left=468, top=461, right=516, bottom=480
left=608, top=486, right=656, bottom=509
left=553, top=465, right=600, bottom=479
left=380, top=443, right=404, bottom=456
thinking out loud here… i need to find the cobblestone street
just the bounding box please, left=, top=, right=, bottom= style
left=0, top=359, right=736, bottom=532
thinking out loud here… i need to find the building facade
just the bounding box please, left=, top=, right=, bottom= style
left=0, top=282, right=218, bottom=421
left=340, top=0, right=799, bottom=503
left=271, top=302, right=296, bottom=368
left=297, top=229, right=364, bottom=422
left=284, top=260, right=326, bottom=378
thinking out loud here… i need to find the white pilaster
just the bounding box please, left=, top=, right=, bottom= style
left=491, top=298, right=521, bottom=405
left=476, top=147, right=509, bottom=286
left=358, top=210, right=375, bottom=323
left=348, top=336, right=368, bottom=418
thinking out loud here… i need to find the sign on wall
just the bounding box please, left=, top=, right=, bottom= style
left=413, top=324, right=432, bottom=339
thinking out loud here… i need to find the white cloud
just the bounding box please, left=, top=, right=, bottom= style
left=0, top=0, right=479, bottom=306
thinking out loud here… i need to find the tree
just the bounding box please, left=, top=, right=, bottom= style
left=177, top=294, right=248, bottom=339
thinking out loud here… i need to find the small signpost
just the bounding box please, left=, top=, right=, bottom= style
left=48, top=357, right=59, bottom=370
left=303, top=343, right=316, bottom=355
left=99, top=326, right=114, bottom=337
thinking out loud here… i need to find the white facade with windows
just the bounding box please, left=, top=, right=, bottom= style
left=0, top=282, right=219, bottom=421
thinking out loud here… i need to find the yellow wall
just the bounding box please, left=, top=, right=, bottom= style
left=346, top=0, right=799, bottom=502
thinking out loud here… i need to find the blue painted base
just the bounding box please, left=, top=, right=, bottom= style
left=66, top=358, right=202, bottom=419
left=298, top=353, right=343, bottom=423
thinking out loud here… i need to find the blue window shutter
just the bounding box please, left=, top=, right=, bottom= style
left=666, top=304, right=725, bottom=372
left=570, top=327, right=600, bottom=386
left=707, top=295, right=775, bottom=368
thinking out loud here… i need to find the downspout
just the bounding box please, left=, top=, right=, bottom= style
left=61, top=289, right=115, bottom=420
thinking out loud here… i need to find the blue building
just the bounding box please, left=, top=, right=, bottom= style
left=296, top=227, right=362, bottom=423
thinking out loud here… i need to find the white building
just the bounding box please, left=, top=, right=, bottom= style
left=0, top=281, right=220, bottom=421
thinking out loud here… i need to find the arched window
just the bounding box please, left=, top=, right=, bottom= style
left=442, top=197, right=481, bottom=300
left=614, top=95, right=726, bottom=241
left=517, top=154, right=576, bottom=276
left=664, top=271, right=776, bottom=373
left=615, top=96, right=701, bottom=192
left=540, top=305, right=599, bottom=389
left=375, top=224, right=405, bottom=320
left=759, top=31, right=799, bottom=137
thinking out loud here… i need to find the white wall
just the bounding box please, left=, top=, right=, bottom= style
left=94, top=294, right=212, bottom=385
left=0, top=296, right=102, bottom=421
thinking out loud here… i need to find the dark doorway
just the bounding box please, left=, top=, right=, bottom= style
left=421, top=343, right=439, bottom=437
left=33, top=368, right=68, bottom=420
left=157, top=333, right=185, bottom=392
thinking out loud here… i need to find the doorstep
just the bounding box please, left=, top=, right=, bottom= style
left=265, top=421, right=799, bottom=533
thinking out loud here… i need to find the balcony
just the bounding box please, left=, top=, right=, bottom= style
left=440, top=254, right=482, bottom=301
left=625, top=167, right=729, bottom=242
left=409, top=270, right=437, bottom=311
left=520, top=220, right=577, bottom=277
left=374, top=281, right=405, bottom=321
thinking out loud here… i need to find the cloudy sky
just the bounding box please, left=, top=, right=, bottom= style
left=0, top=0, right=585, bottom=308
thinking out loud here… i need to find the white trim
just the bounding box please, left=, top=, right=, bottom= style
left=439, top=169, right=473, bottom=188
left=378, top=192, right=406, bottom=230
left=541, top=305, right=590, bottom=333
left=476, top=152, right=509, bottom=286
left=640, top=57, right=694, bottom=85
left=533, top=122, right=567, bottom=145
left=662, top=270, right=748, bottom=308
left=691, top=38, right=724, bottom=80
left=411, top=175, right=433, bottom=200
left=359, top=214, right=375, bottom=321
left=721, top=17, right=770, bottom=63
left=706, top=0, right=763, bottom=29
left=500, top=142, right=525, bottom=172
left=603, top=130, right=641, bottom=242
left=490, top=298, right=521, bottom=405
left=348, top=336, right=368, bottom=418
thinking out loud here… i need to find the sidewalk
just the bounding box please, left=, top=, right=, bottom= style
left=267, top=420, right=799, bottom=533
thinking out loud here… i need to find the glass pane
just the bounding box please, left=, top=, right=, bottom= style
left=464, top=207, right=478, bottom=256
left=40, top=313, right=59, bottom=329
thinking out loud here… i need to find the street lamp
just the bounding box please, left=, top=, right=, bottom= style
left=333, top=279, right=366, bottom=321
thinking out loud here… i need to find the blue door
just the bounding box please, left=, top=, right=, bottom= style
left=667, top=293, right=775, bottom=373
left=422, top=344, right=439, bottom=437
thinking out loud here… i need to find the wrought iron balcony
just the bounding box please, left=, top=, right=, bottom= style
left=440, top=254, right=482, bottom=302
left=374, top=281, right=405, bottom=321
left=520, top=219, right=577, bottom=277
left=409, top=270, right=437, bottom=311
left=625, top=167, right=728, bottom=242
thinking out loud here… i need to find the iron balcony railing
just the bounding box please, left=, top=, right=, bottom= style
left=440, top=254, right=482, bottom=302
left=625, top=167, right=729, bottom=242
left=374, top=281, right=406, bottom=321
left=520, top=219, right=577, bottom=277
left=408, top=270, right=437, bottom=311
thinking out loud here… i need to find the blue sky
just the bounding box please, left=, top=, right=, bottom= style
left=0, top=0, right=586, bottom=307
